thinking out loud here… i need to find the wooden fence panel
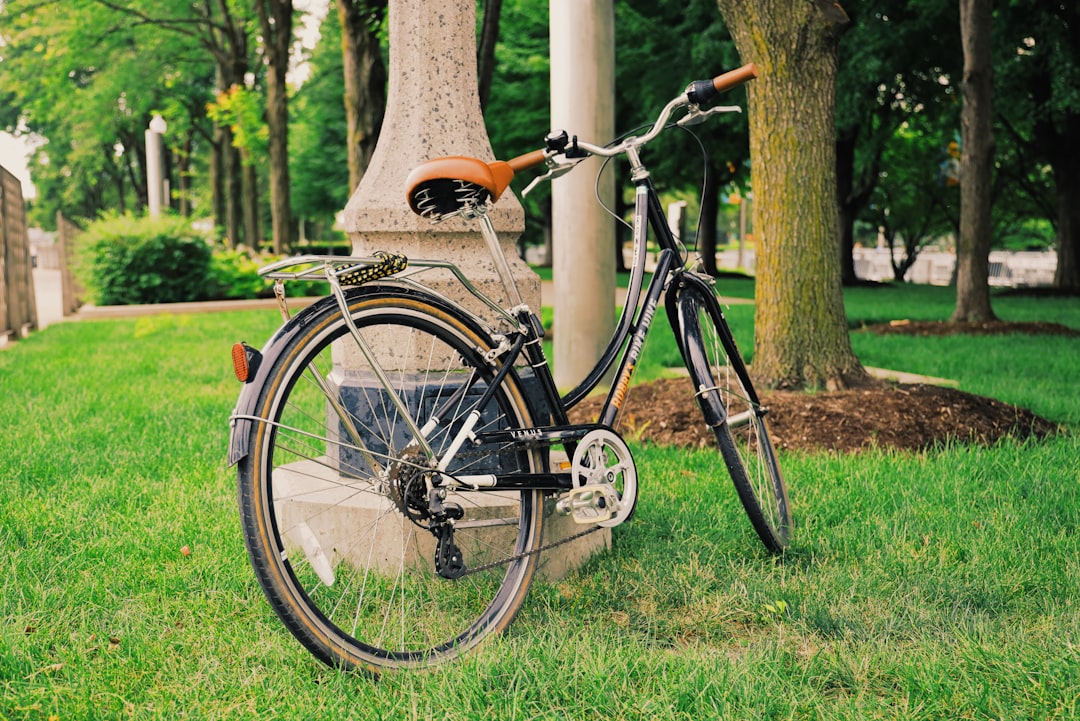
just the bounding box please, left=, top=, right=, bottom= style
left=56, top=212, right=84, bottom=315
left=1, top=164, right=40, bottom=339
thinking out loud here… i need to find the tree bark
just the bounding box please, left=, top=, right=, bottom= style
left=1051, top=112, right=1080, bottom=292
left=221, top=130, right=244, bottom=247
left=477, top=0, right=502, bottom=112
left=695, top=160, right=719, bottom=276
left=178, top=132, right=193, bottom=216
left=255, top=0, right=294, bottom=254
left=952, top=0, right=996, bottom=321
left=241, top=154, right=260, bottom=248
left=836, top=131, right=858, bottom=284
left=714, top=0, right=867, bottom=390
left=338, top=0, right=387, bottom=193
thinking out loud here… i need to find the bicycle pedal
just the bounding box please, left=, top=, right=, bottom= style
left=555, top=484, right=621, bottom=525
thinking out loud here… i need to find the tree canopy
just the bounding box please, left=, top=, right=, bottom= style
left=0, top=0, right=1074, bottom=294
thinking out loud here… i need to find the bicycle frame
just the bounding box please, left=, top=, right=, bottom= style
left=231, top=92, right=747, bottom=496
left=446, top=168, right=710, bottom=488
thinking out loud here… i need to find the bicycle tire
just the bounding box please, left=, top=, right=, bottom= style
left=237, top=286, right=544, bottom=672
left=670, top=281, right=791, bottom=552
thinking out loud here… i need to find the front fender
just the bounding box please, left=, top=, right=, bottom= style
left=664, top=272, right=728, bottom=428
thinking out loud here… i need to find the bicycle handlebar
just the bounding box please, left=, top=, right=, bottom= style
left=508, top=63, right=758, bottom=175
left=409, top=64, right=758, bottom=209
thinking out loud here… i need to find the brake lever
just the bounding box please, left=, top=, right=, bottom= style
left=676, top=104, right=743, bottom=128
left=521, top=158, right=584, bottom=197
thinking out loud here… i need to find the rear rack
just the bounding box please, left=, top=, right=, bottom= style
left=259, top=254, right=521, bottom=329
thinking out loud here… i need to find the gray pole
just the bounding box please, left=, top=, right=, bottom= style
left=550, top=0, right=616, bottom=390
left=145, top=115, right=166, bottom=217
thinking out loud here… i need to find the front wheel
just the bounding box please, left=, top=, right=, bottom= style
left=236, top=287, right=544, bottom=672
left=671, top=283, right=791, bottom=552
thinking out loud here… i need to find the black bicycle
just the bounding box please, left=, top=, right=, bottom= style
left=228, top=63, right=790, bottom=673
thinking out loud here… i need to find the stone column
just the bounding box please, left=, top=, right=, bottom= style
left=145, top=115, right=167, bottom=218
left=341, top=0, right=537, bottom=312
left=550, top=0, right=616, bottom=390
left=328, top=0, right=605, bottom=581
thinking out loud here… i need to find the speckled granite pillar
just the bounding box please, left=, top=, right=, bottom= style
left=341, top=0, right=538, bottom=311
left=326, top=1, right=606, bottom=580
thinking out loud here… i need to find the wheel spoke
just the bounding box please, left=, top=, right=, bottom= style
left=238, top=291, right=543, bottom=671
left=681, top=286, right=791, bottom=552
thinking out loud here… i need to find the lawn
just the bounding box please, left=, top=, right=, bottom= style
left=1, top=285, right=1078, bottom=719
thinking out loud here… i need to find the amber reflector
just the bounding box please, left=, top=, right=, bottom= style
left=232, top=342, right=251, bottom=382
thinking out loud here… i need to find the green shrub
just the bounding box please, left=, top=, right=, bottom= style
left=78, top=213, right=214, bottom=305
left=208, top=247, right=331, bottom=299
left=207, top=246, right=266, bottom=299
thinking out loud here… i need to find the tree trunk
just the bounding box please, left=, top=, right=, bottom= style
left=338, top=0, right=387, bottom=193
left=242, top=157, right=260, bottom=249
left=178, top=132, right=193, bottom=217
left=715, top=0, right=867, bottom=390
left=836, top=131, right=858, bottom=284
left=222, top=129, right=244, bottom=246
left=1052, top=112, right=1080, bottom=292
left=477, top=0, right=502, bottom=112
left=698, top=160, right=720, bottom=276
left=209, top=136, right=228, bottom=242
left=952, top=0, right=996, bottom=322
left=256, top=0, right=294, bottom=254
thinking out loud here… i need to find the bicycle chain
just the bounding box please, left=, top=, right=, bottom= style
left=458, top=522, right=607, bottom=577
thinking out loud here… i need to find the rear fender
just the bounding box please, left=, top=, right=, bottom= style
left=226, top=284, right=514, bottom=467
left=228, top=294, right=341, bottom=467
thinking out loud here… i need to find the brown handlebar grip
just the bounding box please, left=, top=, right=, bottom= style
left=712, top=63, right=758, bottom=94
left=507, top=149, right=547, bottom=174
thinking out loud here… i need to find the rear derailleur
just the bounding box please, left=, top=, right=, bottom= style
left=427, top=488, right=467, bottom=580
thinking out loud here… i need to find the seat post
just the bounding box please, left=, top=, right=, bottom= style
left=477, top=208, right=525, bottom=310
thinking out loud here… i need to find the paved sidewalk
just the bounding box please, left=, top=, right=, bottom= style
left=56, top=280, right=750, bottom=321
left=75, top=295, right=318, bottom=320
left=32, top=268, right=65, bottom=329
left=29, top=275, right=955, bottom=388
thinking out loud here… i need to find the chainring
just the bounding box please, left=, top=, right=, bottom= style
left=569, top=428, right=638, bottom=528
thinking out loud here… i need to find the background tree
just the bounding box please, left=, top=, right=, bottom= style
left=0, top=0, right=219, bottom=225
left=291, top=5, right=351, bottom=233
left=994, top=0, right=1080, bottom=292
left=865, top=120, right=959, bottom=281
left=477, top=0, right=503, bottom=111
left=253, top=0, right=294, bottom=253
left=88, top=0, right=261, bottom=246
left=337, top=0, right=387, bottom=193
left=953, top=0, right=996, bottom=322
left=483, top=0, right=552, bottom=254
left=834, top=0, right=960, bottom=284
left=714, top=0, right=868, bottom=390
left=615, top=0, right=747, bottom=276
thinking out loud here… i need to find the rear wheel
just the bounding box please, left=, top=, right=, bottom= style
left=237, top=288, right=543, bottom=672
left=674, top=284, right=791, bottom=552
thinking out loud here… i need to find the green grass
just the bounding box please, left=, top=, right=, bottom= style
left=2, top=294, right=1078, bottom=719
left=844, top=284, right=1080, bottom=425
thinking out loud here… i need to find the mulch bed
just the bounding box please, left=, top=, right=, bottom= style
left=567, top=321, right=1067, bottom=454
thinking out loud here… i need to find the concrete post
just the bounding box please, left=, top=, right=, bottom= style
left=146, top=115, right=166, bottom=218
left=550, top=0, right=616, bottom=390
left=341, top=0, right=537, bottom=312
left=325, top=0, right=605, bottom=580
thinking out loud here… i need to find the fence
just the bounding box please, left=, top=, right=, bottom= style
left=852, top=247, right=1058, bottom=287
left=1, top=164, right=37, bottom=343
left=55, top=213, right=84, bottom=315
